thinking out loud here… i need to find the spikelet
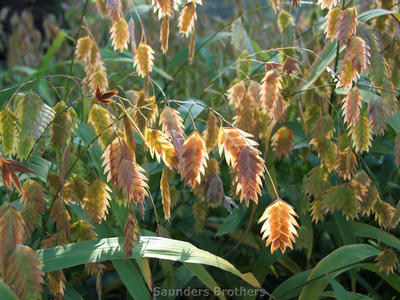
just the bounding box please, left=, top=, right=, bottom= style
left=0, top=106, right=19, bottom=155
left=0, top=203, right=26, bottom=269
left=204, top=174, right=223, bottom=207
left=49, top=194, right=70, bottom=242
left=233, top=92, right=258, bottom=137
left=247, top=80, right=262, bottom=108
left=277, top=10, right=293, bottom=34
left=145, top=127, right=178, bottom=169
left=233, top=147, right=265, bottom=205
left=374, top=199, right=395, bottom=229
left=70, top=220, right=97, bottom=242
left=88, top=104, right=116, bottom=149
left=392, top=202, right=400, bottom=229
left=310, top=136, right=337, bottom=171
left=336, top=8, right=358, bottom=44
left=89, top=69, right=109, bottom=92
left=260, top=70, right=281, bottom=111
left=259, top=199, right=299, bottom=253
left=160, top=16, right=170, bottom=54
left=110, top=17, right=129, bottom=52
left=0, top=157, right=35, bottom=193
left=370, top=54, right=387, bottom=88
left=271, top=94, right=287, bottom=124
left=21, top=179, right=47, bottom=234
left=128, top=18, right=136, bottom=55
left=368, top=98, right=388, bottom=135
left=96, top=0, right=108, bottom=17
left=107, top=0, right=121, bottom=23
left=218, top=127, right=258, bottom=167
left=338, top=38, right=369, bottom=89
left=270, top=0, right=280, bottom=12
left=336, top=150, right=358, bottom=180
left=325, top=7, right=342, bottom=41
left=350, top=170, right=370, bottom=199
left=303, top=165, right=331, bottom=198
left=395, top=133, right=400, bottom=167
left=160, top=107, right=185, bottom=152
left=124, top=213, right=138, bottom=257
left=342, top=86, right=362, bottom=128
left=227, top=80, right=246, bottom=109
left=160, top=168, right=171, bottom=220
left=382, top=82, right=398, bottom=115
left=350, top=115, right=373, bottom=153
left=310, top=198, right=325, bottom=223
left=231, top=19, right=245, bottom=53
left=318, top=0, right=338, bottom=10
left=203, top=111, right=219, bottom=152
left=82, top=179, right=111, bottom=223
left=178, top=130, right=208, bottom=188
left=271, top=126, right=295, bottom=159
left=75, top=36, right=92, bottom=62
left=102, top=138, right=149, bottom=205
left=203, top=159, right=224, bottom=207
left=134, top=43, right=155, bottom=78
left=321, top=184, right=361, bottom=220
left=338, top=59, right=356, bottom=90
left=260, top=70, right=286, bottom=122
left=40, top=231, right=66, bottom=249
left=14, top=92, right=50, bottom=159
left=47, top=270, right=66, bottom=299
left=347, top=36, right=370, bottom=76
left=236, top=50, right=251, bottom=79
left=123, top=115, right=136, bottom=155
left=5, top=245, right=44, bottom=300
left=375, top=249, right=398, bottom=275
left=178, top=2, right=196, bottom=37
left=360, top=185, right=379, bottom=216
left=282, top=57, right=301, bottom=80
left=152, top=0, right=175, bottom=19
left=87, top=42, right=101, bottom=72
left=133, top=92, right=158, bottom=132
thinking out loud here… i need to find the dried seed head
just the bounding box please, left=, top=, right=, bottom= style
left=259, top=199, right=299, bottom=253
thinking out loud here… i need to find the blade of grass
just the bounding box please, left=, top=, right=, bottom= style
left=37, top=236, right=261, bottom=288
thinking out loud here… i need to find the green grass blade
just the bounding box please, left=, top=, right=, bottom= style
left=321, top=291, right=374, bottom=300
left=358, top=9, right=400, bottom=22
left=298, top=244, right=380, bottom=300
left=271, top=270, right=312, bottom=300
left=184, top=263, right=227, bottom=300
left=326, top=274, right=351, bottom=300
left=112, top=259, right=151, bottom=300
left=0, top=279, right=18, bottom=300
left=361, top=263, right=400, bottom=293
left=40, top=31, right=66, bottom=71
left=37, top=236, right=261, bottom=288
left=351, top=223, right=400, bottom=251
left=64, top=283, right=84, bottom=300
left=216, top=205, right=247, bottom=236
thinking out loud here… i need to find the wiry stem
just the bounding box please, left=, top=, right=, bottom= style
left=65, top=0, right=90, bottom=103
left=38, top=116, right=123, bottom=245
left=114, top=102, right=147, bottom=147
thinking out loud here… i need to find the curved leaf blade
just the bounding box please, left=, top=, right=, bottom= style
left=37, top=236, right=260, bottom=288
left=0, top=279, right=18, bottom=300
left=298, top=244, right=380, bottom=300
